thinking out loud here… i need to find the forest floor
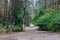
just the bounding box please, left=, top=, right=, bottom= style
left=0, top=26, right=60, bottom=40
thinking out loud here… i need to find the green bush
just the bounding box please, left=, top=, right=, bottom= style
left=12, top=25, right=23, bottom=32
left=10, top=6, right=23, bottom=32
left=0, top=12, right=2, bottom=23
left=33, top=8, right=60, bottom=32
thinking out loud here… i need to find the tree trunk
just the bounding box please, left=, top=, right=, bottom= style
left=45, top=0, right=48, bottom=9
left=54, top=0, right=59, bottom=8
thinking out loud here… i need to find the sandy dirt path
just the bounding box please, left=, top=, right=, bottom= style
left=0, top=27, right=60, bottom=40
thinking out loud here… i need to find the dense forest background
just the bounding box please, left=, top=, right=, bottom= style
left=0, top=0, right=60, bottom=32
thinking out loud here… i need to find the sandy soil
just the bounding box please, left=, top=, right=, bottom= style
left=0, top=27, right=60, bottom=40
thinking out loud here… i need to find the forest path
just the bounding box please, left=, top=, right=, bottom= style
left=0, top=25, right=60, bottom=40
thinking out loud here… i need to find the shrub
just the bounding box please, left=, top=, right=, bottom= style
left=10, top=7, right=23, bottom=32
left=33, top=8, right=60, bottom=32
left=12, top=25, right=23, bottom=32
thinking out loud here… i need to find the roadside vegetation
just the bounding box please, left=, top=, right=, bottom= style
left=33, top=8, right=60, bottom=32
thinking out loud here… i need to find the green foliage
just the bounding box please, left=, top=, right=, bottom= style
left=33, top=8, right=60, bottom=32
left=12, top=8, right=23, bottom=32
left=12, top=25, right=23, bottom=32
left=15, top=7, right=23, bottom=26
left=10, top=5, right=23, bottom=32
left=0, top=24, right=6, bottom=32
left=0, top=12, right=2, bottom=23
left=32, top=10, right=44, bottom=25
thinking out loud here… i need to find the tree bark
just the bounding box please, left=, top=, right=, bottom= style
left=54, top=0, right=59, bottom=8
left=45, top=0, right=48, bottom=9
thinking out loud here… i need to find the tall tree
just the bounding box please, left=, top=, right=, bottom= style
left=23, top=0, right=30, bottom=26
left=54, top=0, right=59, bottom=8
left=1, top=0, right=11, bottom=32
left=45, top=0, right=48, bottom=9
